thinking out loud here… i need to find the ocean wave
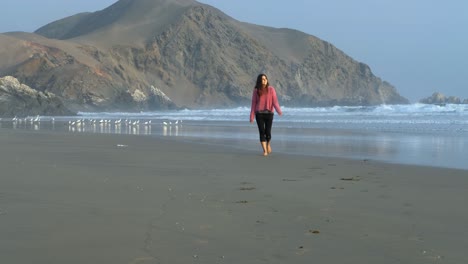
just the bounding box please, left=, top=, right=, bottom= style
left=74, top=104, right=468, bottom=133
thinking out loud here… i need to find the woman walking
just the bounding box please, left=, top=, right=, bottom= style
left=250, top=73, right=282, bottom=156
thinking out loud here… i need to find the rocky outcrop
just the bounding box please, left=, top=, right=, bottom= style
left=112, top=85, right=177, bottom=111
left=420, top=92, right=467, bottom=105
left=0, top=76, right=75, bottom=117
left=0, top=0, right=409, bottom=112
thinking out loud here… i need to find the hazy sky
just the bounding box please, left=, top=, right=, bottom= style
left=1, top=0, right=467, bottom=101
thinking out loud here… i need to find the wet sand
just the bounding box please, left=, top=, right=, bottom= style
left=1, top=129, right=467, bottom=264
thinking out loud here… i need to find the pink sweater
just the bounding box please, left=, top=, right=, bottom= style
left=250, top=86, right=282, bottom=122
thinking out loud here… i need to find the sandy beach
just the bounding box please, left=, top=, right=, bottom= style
left=1, top=128, right=467, bottom=264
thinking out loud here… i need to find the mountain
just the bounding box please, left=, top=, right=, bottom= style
left=0, top=0, right=408, bottom=114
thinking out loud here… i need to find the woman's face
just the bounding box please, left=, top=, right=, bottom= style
left=261, top=75, right=268, bottom=87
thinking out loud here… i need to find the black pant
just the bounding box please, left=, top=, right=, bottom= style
left=255, top=113, right=274, bottom=142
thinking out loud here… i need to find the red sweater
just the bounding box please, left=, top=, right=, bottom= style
left=250, top=86, right=282, bottom=122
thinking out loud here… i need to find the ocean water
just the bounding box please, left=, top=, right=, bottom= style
left=2, top=103, right=468, bottom=170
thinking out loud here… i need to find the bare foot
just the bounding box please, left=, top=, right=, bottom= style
left=263, top=152, right=268, bottom=156
left=267, top=145, right=272, bottom=154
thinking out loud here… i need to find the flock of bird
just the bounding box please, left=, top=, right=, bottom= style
left=1, top=116, right=183, bottom=129
left=3, top=115, right=54, bottom=125
left=66, top=118, right=183, bottom=128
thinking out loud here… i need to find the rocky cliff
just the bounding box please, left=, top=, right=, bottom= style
left=0, top=76, right=74, bottom=117
left=0, top=0, right=408, bottom=115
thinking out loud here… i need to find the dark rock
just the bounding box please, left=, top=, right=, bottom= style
left=420, top=92, right=465, bottom=105
left=0, top=76, right=75, bottom=117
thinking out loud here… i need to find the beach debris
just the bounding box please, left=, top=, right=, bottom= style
left=422, top=250, right=444, bottom=260
left=235, top=200, right=249, bottom=204
left=308, top=167, right=323, bottom=170
left=238, top=183, right=255, bottom=192
left=309, top=230, right=320, bottom=234
left=330, top=186, right=344, bottom=190
left=200, top=195, right=207, bottom=202
left=116, top=144, right=128, bottom=148
left=340, top=176, right=360, bottom=181
left=175, top=222, right=185, bottom=231
left=296, top=245, right=310, bottom=255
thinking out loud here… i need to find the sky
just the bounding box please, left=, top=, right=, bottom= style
left=1, top=0, right=467, bottom=102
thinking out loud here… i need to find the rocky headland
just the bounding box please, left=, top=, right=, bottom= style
left=0, top=0, right=409, bottom=117
left=420, top=92, right=468, bottom=105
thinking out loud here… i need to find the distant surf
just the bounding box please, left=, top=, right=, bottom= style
left=2, top=104, right=467, bottom=170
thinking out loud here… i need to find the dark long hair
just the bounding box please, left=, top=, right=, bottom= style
left=255, top=73, right=269, bottom=97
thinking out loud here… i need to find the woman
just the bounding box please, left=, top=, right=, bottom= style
left=250, top=73, right=282, bottom=156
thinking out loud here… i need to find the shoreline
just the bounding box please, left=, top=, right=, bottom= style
left=1, top=120, right=468, bottom=171
left=1, top=128, right=467, bottom=263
